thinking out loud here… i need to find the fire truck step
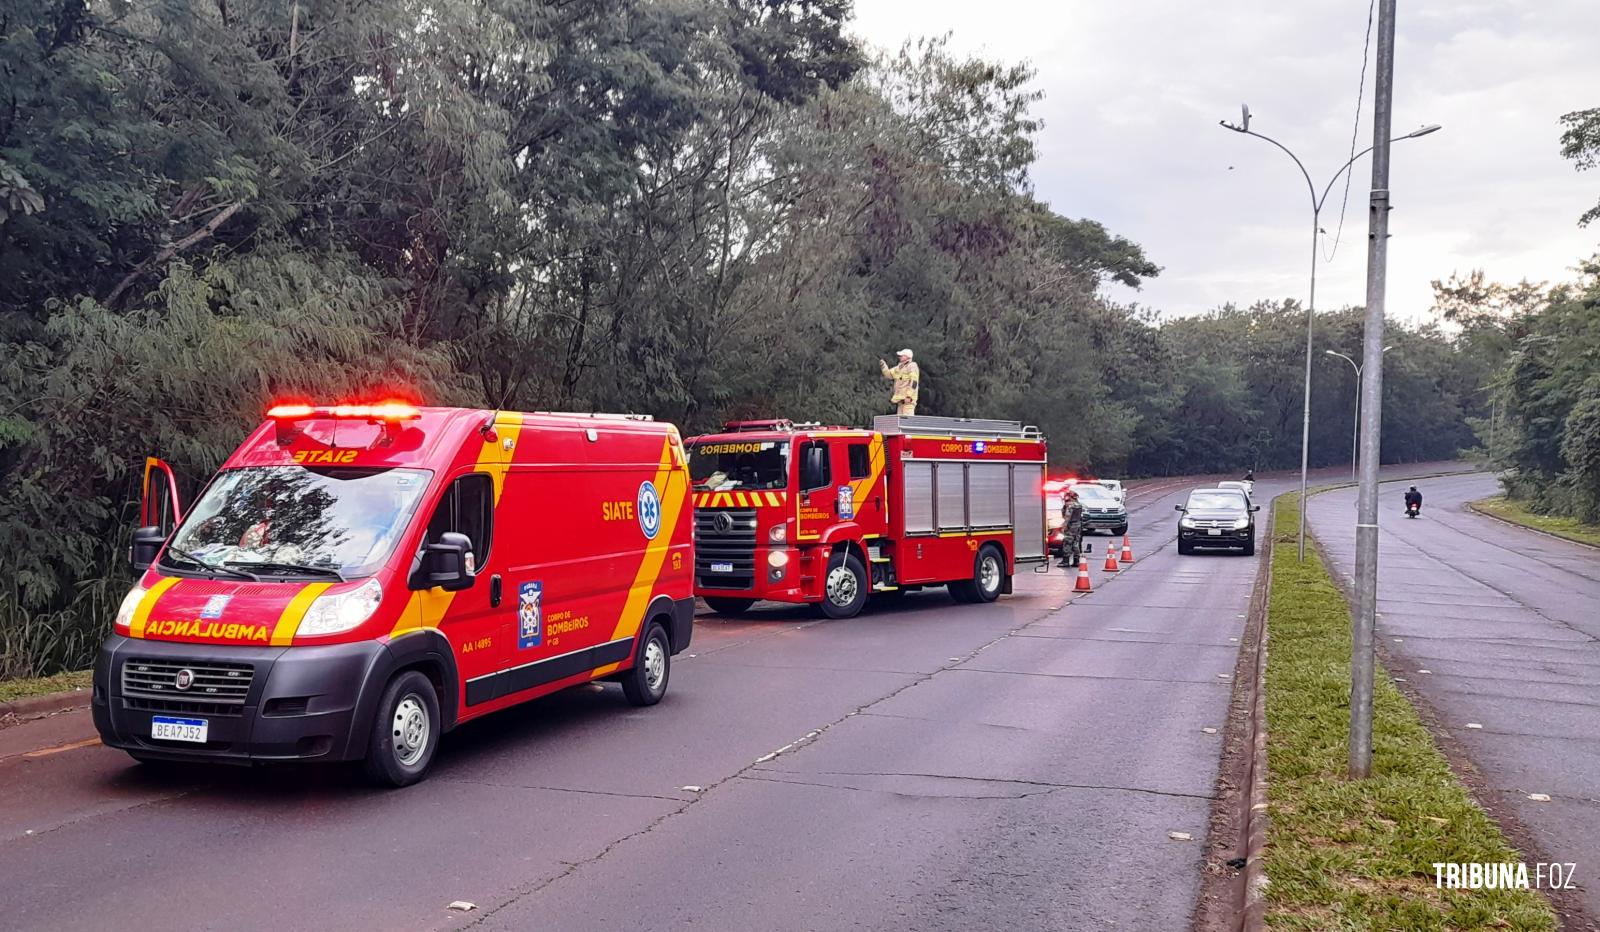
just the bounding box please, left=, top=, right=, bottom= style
left=872, top=584, right=900, bottom=592
left=869, top=557, right=892, bottom=564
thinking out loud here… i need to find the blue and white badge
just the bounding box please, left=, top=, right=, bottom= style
left=837, top=485, right=855, bottom=520
left=637, top=480, right=662, bottom=540
left=973, top=440, right=987, bottom=454
left=200, top=594, right=231, bottom=619
left=517, top=582, right=543, bottom=650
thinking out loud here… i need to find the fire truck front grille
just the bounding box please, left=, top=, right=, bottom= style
left=122, top=658, right=254, bottom=713
left=694, top=509, right=758, bottom=591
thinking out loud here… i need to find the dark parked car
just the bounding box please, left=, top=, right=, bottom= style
left=1076, top=483, right=1128, bottom=536
left=1176, top=488, right=1260, bottom=555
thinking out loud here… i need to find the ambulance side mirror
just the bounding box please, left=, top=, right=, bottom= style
left=130, top=526, right=166, bottom=571
left=410, top=532, right=476, bottom=592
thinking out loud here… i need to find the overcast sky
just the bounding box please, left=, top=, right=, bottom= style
left=850, top=0, right=1600, bottom=322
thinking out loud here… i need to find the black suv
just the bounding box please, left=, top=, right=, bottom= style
left=1175, top=488, right=1260, bottom=555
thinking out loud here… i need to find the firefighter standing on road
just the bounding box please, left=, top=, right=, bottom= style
left=879, top=349, right=920, bottom=416
left=1059, top=488, right=1085, bottom=567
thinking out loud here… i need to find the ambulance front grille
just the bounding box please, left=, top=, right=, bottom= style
left=122, top=659, right=254, bottom=708
left=694, top=509, right=758, bottom=590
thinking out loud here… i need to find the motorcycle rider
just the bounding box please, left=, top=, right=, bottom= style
left=1404, top=486, right=1423, bottom=514
left=1059, top=489, right=1085, bottom=567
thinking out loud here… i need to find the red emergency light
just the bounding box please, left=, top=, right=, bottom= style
left=268, top=402, right=421, bottom=422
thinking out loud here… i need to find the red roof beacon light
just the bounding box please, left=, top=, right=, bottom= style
left=268, top=400, right=422, bottom=445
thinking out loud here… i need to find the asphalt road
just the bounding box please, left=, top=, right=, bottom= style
left=0, top=465, right=1447, bottom=932
left=1307, top=473, right=1600, bottom=917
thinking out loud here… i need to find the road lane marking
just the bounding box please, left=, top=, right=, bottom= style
left=19, top=737, right=101, bottom=759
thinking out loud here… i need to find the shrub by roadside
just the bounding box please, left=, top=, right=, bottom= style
left=1262, top=495, right=1555, bottom=930
left=0, top=669, right=91, bottom=705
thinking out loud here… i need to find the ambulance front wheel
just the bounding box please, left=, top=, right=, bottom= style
left=817, top=550, right=868, bottom=619
left=363, top=670, right=441, bottom=788
left=622, top=622, right=671, bottom=707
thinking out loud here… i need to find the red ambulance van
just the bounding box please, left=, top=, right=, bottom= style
left=92, top=403, right=693, bottom=786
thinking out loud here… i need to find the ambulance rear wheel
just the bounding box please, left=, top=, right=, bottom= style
left=705, top=597, right=755, bottom=616
left=818, top=550, right=868, bottom=619
left=622, top=622, right=671, bottom=707
left=363, top=670, right=440, bottom=788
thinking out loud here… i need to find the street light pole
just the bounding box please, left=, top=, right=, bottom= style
left=1325, top=346, right=1392, bottom=482
left=1221, top=111, right=1438, bottom=561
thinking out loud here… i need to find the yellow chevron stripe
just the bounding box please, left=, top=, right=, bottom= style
left=593, top=438, right=687, bottom=676
left=128, top=576, right=182, bottom=639
left=270, top=582, right=333, bottom=646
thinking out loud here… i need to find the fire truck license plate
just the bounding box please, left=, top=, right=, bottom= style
left=151, top=716, right=208, bottom=743
left=711, top=562, right=734, bottom=573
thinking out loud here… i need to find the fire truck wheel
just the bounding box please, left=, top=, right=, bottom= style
left=363, top=670, right=441, bottom=788
left=972, top=544, right=1006, bottom=603
left=705, top=597, right=755, bottom=616
left=818, top=549, right=868, bottom=619
left=622, top=622, right=672, bottom=706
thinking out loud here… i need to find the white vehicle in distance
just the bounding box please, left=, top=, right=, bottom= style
left=1217, top=479, right=1253, bottom=501
left=1096, top=479, right=1126, bottom=503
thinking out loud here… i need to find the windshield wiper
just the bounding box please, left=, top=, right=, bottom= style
left=228, top=561, right=346, bottom=582
left=165, top=547, right=260, bottom=581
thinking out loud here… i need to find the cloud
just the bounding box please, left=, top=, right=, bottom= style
left=849, top=0, right=1600, bottom=319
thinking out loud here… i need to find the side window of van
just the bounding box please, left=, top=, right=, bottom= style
left=798, top=441, right=832, bottom=492
left=425, top=473, right=493, bottom=568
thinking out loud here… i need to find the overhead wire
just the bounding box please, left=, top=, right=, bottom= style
left=1323, top=0, right=1377, bottom=263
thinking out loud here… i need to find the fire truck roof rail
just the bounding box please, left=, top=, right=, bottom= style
left=722, top=419, right=793, bottom=432
left=534, top=411, right=655, bottom=421
left=872, top=414, right=1042, bottom=440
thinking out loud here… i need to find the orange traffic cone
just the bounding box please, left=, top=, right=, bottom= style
left=1104, top=543, right=1120, bottom=572
left=1074, top=557, right=1093, bottom=591
left=1120, top=535, right=1134, bottom=563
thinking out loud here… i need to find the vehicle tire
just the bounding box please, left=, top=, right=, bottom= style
left=1114, top=524, right=1128, bottom=537
left=972, top=544, right=1006, bottom=604
left=818, top=549, right=869, bottom=619
left=621, top=622, right=671, bottom=707
left=1242, top=536, right=1256, bottom=557
left=705, top=597, right=755, bottom=616
left=363, top=670, right=441, bottom=788
left=1177, top=540, right=1193, bottom=556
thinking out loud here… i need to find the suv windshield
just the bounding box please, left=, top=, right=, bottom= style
left=1077, top=485, right=1118, bottom=505
left=687, top=440, right=790, bottom=491
left=1186, top=490, right=1248, bottom=512
left=161, top=466, right=431, bottom=579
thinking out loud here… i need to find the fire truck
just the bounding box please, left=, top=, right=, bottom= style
left=685, top=415, right=1049, bottom=618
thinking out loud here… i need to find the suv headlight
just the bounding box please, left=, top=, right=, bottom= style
left=114, top=585, right=147, bottom=630
left=1179, top=517, right=1196, bottom=529
left=1232, top=517, right=1251, bottom=530
left=768, top=524, right=787, bottom=544
left=299, top=578, right=384, bottom=637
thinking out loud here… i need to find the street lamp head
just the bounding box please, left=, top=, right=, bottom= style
left=1220, top=103, right=1252, bottom=133
left=1406, top=124, right=1442, bottom=138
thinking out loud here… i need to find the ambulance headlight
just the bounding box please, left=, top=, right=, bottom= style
left=299, top=578, right=384, bottom=636
left=114, top=585, right=147, bottom=630
left=767, top=550, right=789, bottom=568
left=768, top=524, right=786, bottom=544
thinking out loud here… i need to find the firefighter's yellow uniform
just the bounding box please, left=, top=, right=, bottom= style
left=880, top=352, right=920, bottom=416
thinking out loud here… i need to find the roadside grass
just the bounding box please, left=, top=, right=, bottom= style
left=1263, top=495, right=1556, bottom=931
left=0, top=669, right=92, bottom=704
left=1471, top=495, right=1600, bottom=549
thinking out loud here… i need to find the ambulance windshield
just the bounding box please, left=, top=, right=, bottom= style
left=161, top=466, right=430, bottom=579
left=687, top=440, right=789, bottom=491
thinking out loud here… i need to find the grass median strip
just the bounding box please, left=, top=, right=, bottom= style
left=0, top=669, right=92, bottom=705
left=1263, top=495, right=1555, bottom=930
left=1471, top=495, right=1600, bottom=549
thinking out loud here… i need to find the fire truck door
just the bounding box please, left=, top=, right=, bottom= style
left=794, top=439, right=838, bottom=541
left=842, top=439, right=889, bottom=538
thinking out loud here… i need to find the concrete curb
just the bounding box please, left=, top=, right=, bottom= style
left=1465, top=499, right=1600, bottom=553
left=0, top=687, right=92, bottom=721
left=1238, top=497, right=1277, bottom=932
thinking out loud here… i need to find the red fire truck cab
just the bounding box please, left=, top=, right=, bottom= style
left=685, top=415, right=1049, bottom=617
left=92, top=403, right=693, bottom=786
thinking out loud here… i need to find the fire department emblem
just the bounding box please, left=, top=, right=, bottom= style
left=517, top=582, right=543, bottom=650
left=637, top=481, right=662, bottom=540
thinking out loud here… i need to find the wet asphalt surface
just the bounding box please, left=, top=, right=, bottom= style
left=1307, top=473, right=1600, bottom=917
left=0, top=465, right=1456, bottom=932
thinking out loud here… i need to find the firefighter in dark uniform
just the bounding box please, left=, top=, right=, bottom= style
left=1059, top=488, right=1085, bottom=566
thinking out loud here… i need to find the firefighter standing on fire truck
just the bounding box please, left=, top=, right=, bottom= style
left=879, top=349, right=920, bottom=416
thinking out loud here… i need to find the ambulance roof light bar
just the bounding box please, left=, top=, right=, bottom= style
left=267, top=402, right=421, bottom=445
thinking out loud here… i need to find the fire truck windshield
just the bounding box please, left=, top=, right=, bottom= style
left=160, top=466, right=431, bottom=579
left=687, top=440, right=790, bottom=491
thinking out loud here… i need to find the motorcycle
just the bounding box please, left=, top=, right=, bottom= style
left=1405, top=501, right=1421, bottom=519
